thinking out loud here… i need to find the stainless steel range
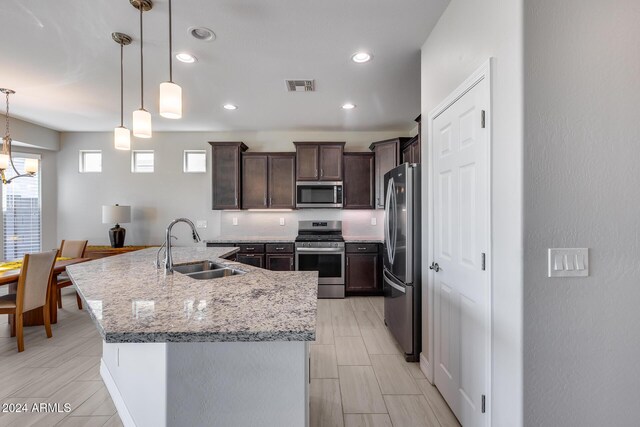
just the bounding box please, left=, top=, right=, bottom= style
left=295, top=220, right=345, bottom=298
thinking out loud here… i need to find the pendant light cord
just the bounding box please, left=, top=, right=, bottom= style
left=139, top=5, right=144, bottom=109
left=120, top=43, right=124, bottom=127
left=169, top=0, right=173, bottom=82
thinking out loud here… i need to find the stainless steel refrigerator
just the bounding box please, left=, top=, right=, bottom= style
left=383, top=163, right=421, bottom=362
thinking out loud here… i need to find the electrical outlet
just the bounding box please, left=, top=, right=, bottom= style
left=371, top=217, right=377, bottom=226
left=280, top=217, right=285, bottom=226
left=232, top=217, right=238, bottom=226
left=196, top=220, right=207, bottom=229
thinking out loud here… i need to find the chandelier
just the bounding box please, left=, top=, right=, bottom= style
left=0, top=89, right=38, bottom=185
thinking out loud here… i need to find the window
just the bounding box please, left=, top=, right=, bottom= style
left=3, top=155, right=41, bottom=260
left=79, top=150, right=102, bottom=173
left=183, top=150, right=206, bottom=173
left=131, top=150, right=154, bottom=173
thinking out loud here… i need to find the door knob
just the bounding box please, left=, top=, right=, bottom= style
left=429, top=262, right=440, bottom=272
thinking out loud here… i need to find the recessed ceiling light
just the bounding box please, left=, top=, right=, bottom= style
left=342, top=103, right=356, bottom=110
left=175, top=53, right=197, bottom=63
left=223, top=104, right=238, bottom=110
left=351, top=52, right=372, bottom=63
left=189, top=27, right=216, bottom=41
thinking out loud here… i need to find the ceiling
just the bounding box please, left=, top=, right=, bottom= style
left=0, top=0, right=448, bottom=132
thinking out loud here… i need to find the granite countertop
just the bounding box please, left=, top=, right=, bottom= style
left=206, top=236, right=384, bottom=243
left=343, top=237, right=384, bottom=243
left=205, top=237, right=296, bottom=243
left=67, top=247, right=318, bottom=344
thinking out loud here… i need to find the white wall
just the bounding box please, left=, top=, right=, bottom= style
left=57, top=130, right=406, bottom=245
left=420, top=0, right=523, bottom=425
left=0, top=113, right=60, bottom=151
left=523, top=0, right=640, bottom=425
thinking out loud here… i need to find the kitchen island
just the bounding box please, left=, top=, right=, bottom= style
left=67, top=246, right=318, bottom=427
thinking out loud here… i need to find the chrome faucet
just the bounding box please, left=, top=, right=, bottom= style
left=162, top=218, right=202, bottom=273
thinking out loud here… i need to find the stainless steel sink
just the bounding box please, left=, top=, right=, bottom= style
left=173, top=261, right=225, bottom=275
left=173, top=261, right=246, bottom=280
left=185, top=268, right=246, bottom=280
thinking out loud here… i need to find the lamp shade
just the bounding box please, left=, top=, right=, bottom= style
left=159, top=82, right=182, bottom=119
left=114, top=126, right=131, bottom=150
left=24, top=158, right=38, bottom=174
left=132, top=109, right=152, bottom=138
left=102, top=205, right=131, bottom=224
left=0, top=153, right=9, bottom=170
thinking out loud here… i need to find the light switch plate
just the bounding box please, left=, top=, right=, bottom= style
left=279, top=218, right=285, bottom=226
left=371, top=217, right=377, bottom=226
left=232, top=217, right=238, bottom=226
left=548, top=248, right=589, bottom=277
left=196, top=220, right=207, bottom=229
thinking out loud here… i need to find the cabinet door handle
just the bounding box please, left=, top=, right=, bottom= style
left=321, top=168, right=324, bottom=177
left=358, top=247, right=367, bottom=251
left=346, top=257, right=349, bottom=266
left=269, top=197, right=272, bottom=206
left=276, top=247, right=284, bottom=250
left=246, top=247, right=254, bottom=251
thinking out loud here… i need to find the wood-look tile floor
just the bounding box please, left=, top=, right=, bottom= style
left=311, top=298, right=460, bottom=427
left=0, top=290, right=459, bottom=427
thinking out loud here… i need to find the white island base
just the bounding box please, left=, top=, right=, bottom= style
left=100, top=340, right=310, bottom=427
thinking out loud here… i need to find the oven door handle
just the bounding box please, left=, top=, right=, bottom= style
left=296, top=247, right=344, bottom=253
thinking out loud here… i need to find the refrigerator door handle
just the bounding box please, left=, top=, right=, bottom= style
left=385, top=178, right=397, bottom=264
left=384, top=269, right=406, bottom=294
left=405, top=166, right=414, bottom=283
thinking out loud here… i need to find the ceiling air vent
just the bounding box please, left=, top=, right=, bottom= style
left=285, top=80, right=315, bottom=92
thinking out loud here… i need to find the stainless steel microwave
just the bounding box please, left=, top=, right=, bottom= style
left=296, top=181, right=343, bottom=208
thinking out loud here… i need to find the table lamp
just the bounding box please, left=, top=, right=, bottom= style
left=102, top=204, right=131, bottom=248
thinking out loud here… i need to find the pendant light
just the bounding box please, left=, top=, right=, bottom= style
left=159, top=0, right=182, bottom=119
left=0, top=89, right=38, bottom=184
left=112, top=32, right=132, bottom=150
left=131, top=0, right=153, bottom=138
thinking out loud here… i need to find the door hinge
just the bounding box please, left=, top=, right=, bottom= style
left=481, top=394, right=486, bottom=413
left=481, top=253, right=486, bottom=271
left=481, top=110, right=486, bottom=128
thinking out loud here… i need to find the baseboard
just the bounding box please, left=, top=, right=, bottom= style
left=100, top=359, right=137, bottom=427
left=420, top=353, right=434, bottom=384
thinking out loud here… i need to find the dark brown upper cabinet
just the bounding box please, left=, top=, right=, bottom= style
left=268, top=154, right=296, bottom=208
left=369, top=137, right=409, bottom=209
left=210, top=141, right=248, bottom=210
left=294, top=142, right=345, bottom=181
left=343, top=153, right=374, bottom=209
left=242, top=154, right=269, bottom=208
left=242, top=152, right=296, bottom=209
left=402, top=135, right=421, bottom=164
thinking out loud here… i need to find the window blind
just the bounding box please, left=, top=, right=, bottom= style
left=2, top=156, right=41, bottom=260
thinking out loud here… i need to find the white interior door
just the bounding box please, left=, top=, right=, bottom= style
left=432, top=77, right=489, bottom=427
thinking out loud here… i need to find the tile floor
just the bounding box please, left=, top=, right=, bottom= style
left=310, top=297, right=460, bottom=427
left=0, top=290, right=459, bottom=427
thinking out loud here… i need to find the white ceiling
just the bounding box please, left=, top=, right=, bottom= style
left=0, top=0, right=448, bottom=132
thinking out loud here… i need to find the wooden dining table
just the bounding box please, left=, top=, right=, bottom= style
left=0, top=257, right=91, bottom=326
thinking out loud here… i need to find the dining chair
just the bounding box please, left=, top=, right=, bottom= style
left=0, top=250, right=57, bottom=352
left=56, top=240, right=88, bottom=310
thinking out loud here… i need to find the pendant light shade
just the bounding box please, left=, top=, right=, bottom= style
left=114, top=126, right=131, bottom=150
left=159, top=81, right=182, bottom=119
left=24, top=158, right=38, bottom=174
left=133, top=109, right=152, bottom=138
left=133, top=0, right=152, bottom=138
left=159, top=0, right=182, bottom=119
left=112, top=32, right=132, bottom=150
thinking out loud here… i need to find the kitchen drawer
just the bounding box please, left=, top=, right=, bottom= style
left=206, top=243, right=237, bottom=248
left=266, top=243, right=294, bottom=254
left=237, top=243, right=265, bottom=253
left=346, top=243, right=379, bottom=253
left=236, top=253, right=265, bottom=268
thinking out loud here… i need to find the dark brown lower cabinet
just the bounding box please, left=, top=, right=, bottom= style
left=266, top=254, right=295, bottom=271
left=345, top=243, right=382, bottom=294
left=236, top=253, right=265, bottom=268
